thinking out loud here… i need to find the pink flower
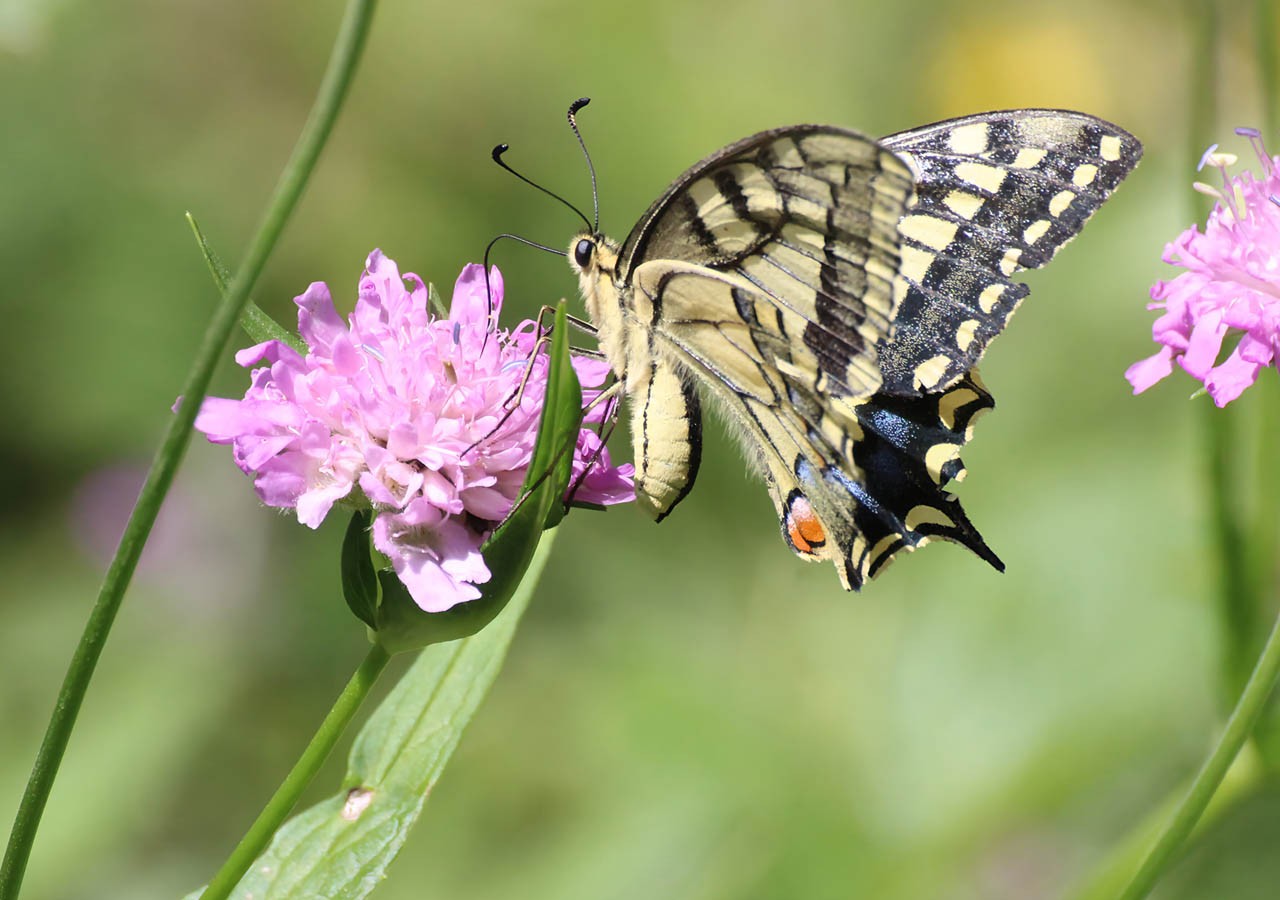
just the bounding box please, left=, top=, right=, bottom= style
left=1127, top=129, right=1280, bottom=406
left=196, top=251, right=633, bottom=612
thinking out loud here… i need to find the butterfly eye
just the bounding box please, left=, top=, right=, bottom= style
left=574, top=238, right=595, bottom=268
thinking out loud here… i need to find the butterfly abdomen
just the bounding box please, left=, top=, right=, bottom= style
left=632, top=359, right=703, bottom=522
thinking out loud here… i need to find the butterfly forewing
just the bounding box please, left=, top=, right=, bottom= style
left=877, top=110, right=1142, bottom=394
left=620, top=127, right=917, bottom=401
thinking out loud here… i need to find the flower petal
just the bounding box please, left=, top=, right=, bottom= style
left=1131, top=139, right=1280, bottom=402
left=450, top=263, right=502, bottom=327
left=1205, top=347, right=1264, bottom=407
left=296, top=282, right=346, bottom=357
left=1124, top=346, right=1176, bottom=394
left=1179, top=308, right=1227, bottom=379
left=372, top=510, right=490, bottom=612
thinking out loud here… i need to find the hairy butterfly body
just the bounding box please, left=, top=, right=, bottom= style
left=568, top=109, right=1141, bottom=589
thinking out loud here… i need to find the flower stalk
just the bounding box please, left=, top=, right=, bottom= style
left=0, top=2, right=378, bottom=897
left=1117, top=602, right=1280, bottom=900
left=197, top=643, right=392, bottom=900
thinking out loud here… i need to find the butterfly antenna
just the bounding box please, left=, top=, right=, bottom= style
left=477, top=233, right=568, bottom=353
left=491, top=144, right=591, bottom=231
left=484, top=232, right=567, bottom=260
left=567, top=97, right=600, bottom=232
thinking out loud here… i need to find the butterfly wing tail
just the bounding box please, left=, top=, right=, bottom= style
left=849, top=371, right=1004, bottom=583
left=775, top=372, right=1003, bottom=590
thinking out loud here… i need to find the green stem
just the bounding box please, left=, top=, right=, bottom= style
left=1108, top=5, right=1280, bottom=897
left=1116, top=604, right=1280, bottom=900
left=0, top=3, right=378, bottom=898
left=198, top=642, right=392, bottom=900
left=1250, top=0, right=1280, bottom=762
left=1107, top=4, right=1280, bottom=897
left=1062, top=749, right=1260, bottom=900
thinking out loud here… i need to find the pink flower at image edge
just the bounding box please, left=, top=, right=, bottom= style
left=1127, top=132, right=1280, bottom=406
left=195, top=251, right=633, bottom=612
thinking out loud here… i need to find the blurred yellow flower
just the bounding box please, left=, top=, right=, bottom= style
left=923, top=16, right=1111, bottom=115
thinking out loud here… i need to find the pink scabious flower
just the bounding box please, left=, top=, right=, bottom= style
left=1127, top=129, right=1280, bottom=406
left=196, top=251, right=633, bottom=612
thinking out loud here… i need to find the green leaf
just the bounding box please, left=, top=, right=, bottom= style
left=535, top=305, right=582, bottom=532
left=340, top=510, right=378, bottom=629
left=186, top=212, right=306, bottom=353
left=371, top=302, right=582, bottom=654
left=427, top=281, right=447, bottom=318
left=188, top=534, right=552, bottom=900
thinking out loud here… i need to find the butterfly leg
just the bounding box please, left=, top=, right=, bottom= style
left=501, top=305, right=606, bottom=408
left=563, top=379, right=626, bottom=508
left=462, top=307, right=607, bottom=458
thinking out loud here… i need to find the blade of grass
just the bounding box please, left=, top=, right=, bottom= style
left=0, top=2, right=379, bottom=896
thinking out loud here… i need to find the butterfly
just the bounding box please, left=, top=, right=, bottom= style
left=564, top=103, right=1141, bottom=589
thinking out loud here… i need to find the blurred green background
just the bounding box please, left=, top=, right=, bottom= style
left=2, top=1, right=1277, bottom=898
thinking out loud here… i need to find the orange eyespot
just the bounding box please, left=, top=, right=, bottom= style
left=784, top=493, right=826, bottom=555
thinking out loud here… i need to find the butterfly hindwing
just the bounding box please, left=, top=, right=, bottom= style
left=877, top=110, right=1142, bottom=394
left=629, top=257, right=1004, bottom=588
left=629, top=260, right=868, bottom=584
